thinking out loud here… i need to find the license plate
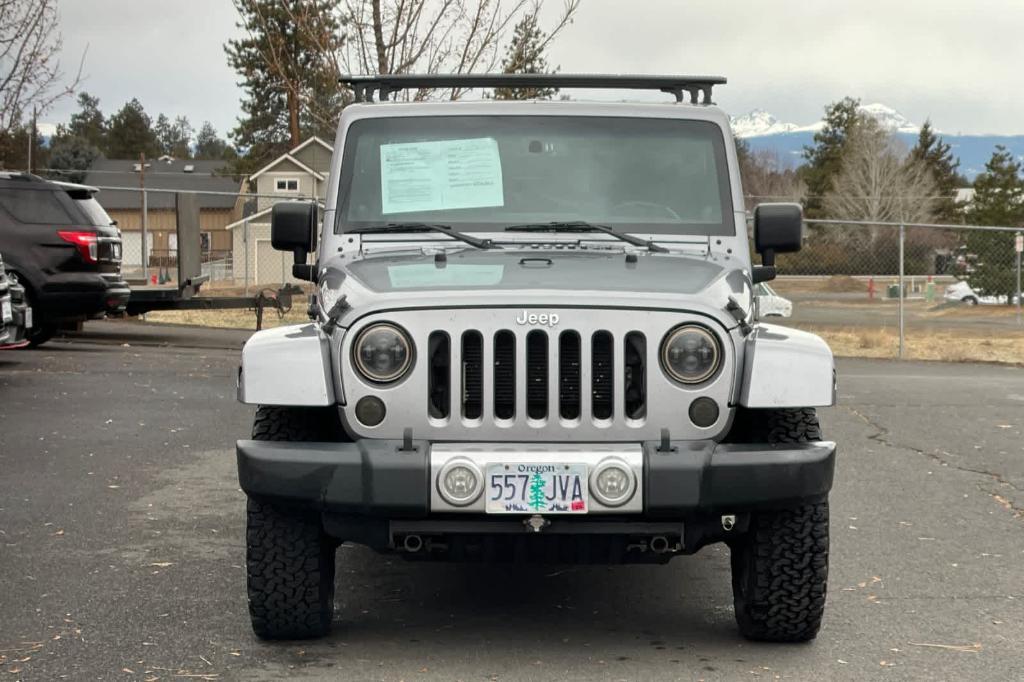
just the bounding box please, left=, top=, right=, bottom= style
left=485, top=463, right=588, bottom=514
left=1, top=300, right=10, bottom=323
left=25, top=306, right=32, bottom=329
left=112, top=243, right=122, bottom=260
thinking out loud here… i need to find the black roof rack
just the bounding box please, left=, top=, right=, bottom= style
left=341, top=73, right=726, bottom=105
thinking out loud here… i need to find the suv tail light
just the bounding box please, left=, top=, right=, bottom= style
left=57, top=230, right=98, bottom=263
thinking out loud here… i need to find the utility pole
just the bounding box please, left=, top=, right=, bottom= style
left=140, top=153, right=149, bottom=283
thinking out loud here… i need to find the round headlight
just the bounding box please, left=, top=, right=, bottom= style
left=437, top=458, right=483, bottom=506
left=660, top=325, right=721, bottom=384
left=352, top=323, right=413, bottom=383
left=589, top=458, right=636, bottom=507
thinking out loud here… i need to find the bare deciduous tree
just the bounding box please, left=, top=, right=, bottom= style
left=824, top=118, right=940, bottom=244
left=738, top=146, right=805, bottom=211
left=0, top=0, right=82, bottom=135
left=293, top=0, right=579, bottom=101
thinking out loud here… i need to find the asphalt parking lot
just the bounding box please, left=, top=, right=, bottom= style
left=2, top=321, right=1023, bottom=681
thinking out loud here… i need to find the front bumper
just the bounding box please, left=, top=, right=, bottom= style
left=236, top=439, right=836, bottom=516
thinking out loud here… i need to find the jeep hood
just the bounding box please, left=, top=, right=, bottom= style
left=340, top=250, right=733, bottom=295
left=322, top=250, right=752, bottom=330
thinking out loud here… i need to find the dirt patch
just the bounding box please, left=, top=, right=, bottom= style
left=773, top=276, right=869, bottom=295
left=142, top=307, right=308, bottom=330
left=804, top=325, right=1024, bottom=365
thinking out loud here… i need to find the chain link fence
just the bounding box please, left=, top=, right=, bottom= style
left=767, top=219, right=1024, bottom=363
left=98, top=184, right=1024, bottom=361
left=95, top=186, right=318, bottom=293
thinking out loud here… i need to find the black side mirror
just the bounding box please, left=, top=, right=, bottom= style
left=752, top=203, right=802, bottom=283
left=271, top=201, right=319, bottom=282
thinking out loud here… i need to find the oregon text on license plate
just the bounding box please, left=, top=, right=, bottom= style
left=485, top=463, right=588, bottom=514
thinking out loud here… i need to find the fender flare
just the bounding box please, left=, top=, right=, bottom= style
left=738, top=323, right=835, bottom=408
left=237, top=323, right=337, bottom=406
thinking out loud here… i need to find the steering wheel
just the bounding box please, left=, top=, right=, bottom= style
left=609, top=201, right=682, bottom=221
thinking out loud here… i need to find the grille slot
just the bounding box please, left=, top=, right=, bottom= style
left=591, top=331, right=614, bottom=420
left=624, top=332, right=646, bottom=420
left=559, top=331, right=581, bottom=420
left=427, top=332, right=450, bottom=419
left=462, top=331, right=483, bottom=420
left=493, top=331, right=516, bottom=420
left=526, top=330, right=549, bottom=420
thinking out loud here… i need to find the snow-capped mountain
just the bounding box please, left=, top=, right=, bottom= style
left=729, top=110, right=800, bottom=138
left=734, top=103, right=1024, bottom=180
left=730, top=103, right=919, bottom=139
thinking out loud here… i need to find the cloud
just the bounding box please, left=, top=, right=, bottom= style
left=42, top=0, right=1024, bottom=136
left=47, top=0, right=242, bottom=137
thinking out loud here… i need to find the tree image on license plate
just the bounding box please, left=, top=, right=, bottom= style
left=485, top=463, right=588, bottom=513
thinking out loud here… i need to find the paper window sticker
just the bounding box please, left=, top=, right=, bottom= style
left=380, top=138, right=504, bottom=214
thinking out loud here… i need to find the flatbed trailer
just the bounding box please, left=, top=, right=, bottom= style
left=123, top=193, right=304, bottom=329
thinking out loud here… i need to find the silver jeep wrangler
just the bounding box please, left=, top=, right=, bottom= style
left=236, top=74, right=836, bottom=642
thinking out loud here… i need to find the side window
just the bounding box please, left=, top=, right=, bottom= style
left=0, top=188, right=75, bottom=224
left=275, top=178, right=299, bottom=192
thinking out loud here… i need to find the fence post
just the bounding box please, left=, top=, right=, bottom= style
left=898, top=223, right=905, bottom=359
left=141, top=188, right=149, bottom=283
left=244, top=220, right=250, bottom=296
left=1017, top=230, right=1022, bottom=327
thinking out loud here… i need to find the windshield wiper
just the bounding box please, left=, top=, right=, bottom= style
left=347, top=223, right=497, bottom=250
left=503, top=221, right=669, bottom=253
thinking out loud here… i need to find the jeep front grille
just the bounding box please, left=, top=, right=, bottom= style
left=427, top=328, right=646, bottom=424
left=341, top=308, right=736, bottom=442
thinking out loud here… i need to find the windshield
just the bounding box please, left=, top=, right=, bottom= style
left=335, top=115, right=735, bottom=236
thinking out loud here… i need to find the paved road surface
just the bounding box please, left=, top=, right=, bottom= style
left=1, top=321, right=1022, bottom=680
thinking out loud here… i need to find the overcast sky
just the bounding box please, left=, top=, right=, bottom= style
left=46, top=0, right=1024, bottom=137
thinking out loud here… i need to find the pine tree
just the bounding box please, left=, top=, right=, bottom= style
left=170, top=116, right=194, bottom=159
left=154, top=114, right=174, bottom=155
left=492, top=13, right=558, bottom=100
left=194, top=121, right=236, bottom=161
left=46, top=136, right=100, bottom=182
left=800, top=97, right=861, bottom=217
left=225, top=0, right=344, bottom=171
left=62, top=92, right=107, bottom=151
left=965, top=146, right=1023, bottom=302
left=105, top=98, right=160, bottom=159
left=528, top=472, right=547, bottom=511
left=908, top=120, right=962, bottom=222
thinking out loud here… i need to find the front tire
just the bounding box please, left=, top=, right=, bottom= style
left=726, top=408, right=829, bottom=642
left=246, top=406, right=342, bottom=640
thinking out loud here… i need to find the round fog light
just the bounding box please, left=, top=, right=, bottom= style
left=355, top=396, right=386, bottom=426
left=689, top=397, right=719, bottom=428
left=437, top=458, right=482, bottom=506
left=590, top=458, right=636, bottom=507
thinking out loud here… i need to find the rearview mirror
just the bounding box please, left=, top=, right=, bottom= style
left=752, top=203, right=802, bottom=284
left=271, top=201, right=319, bottom=282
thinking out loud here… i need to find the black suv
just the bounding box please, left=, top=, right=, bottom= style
left=0, top=173, right=128, bottom=346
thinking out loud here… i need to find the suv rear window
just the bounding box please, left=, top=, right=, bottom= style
left=0, top=188, right=75, bottom=224
left=73, top=196, right=115, bottom=227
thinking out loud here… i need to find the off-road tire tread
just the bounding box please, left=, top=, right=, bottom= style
left=727, top=406, right=821, bottom=444
left=732, top=502, right=829, bottom=642
left=252, top=405, right=344, bottom=442
left=246, top=406, right=337, bottom=640
left=728, top=407, right=828, bottom=642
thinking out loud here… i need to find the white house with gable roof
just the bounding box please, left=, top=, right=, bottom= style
left=228, top=136, right=332, bottom=286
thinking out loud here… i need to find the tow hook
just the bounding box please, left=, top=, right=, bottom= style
left=524, top=514, right=549, bottom=533
left=721, top=514, right=736, bottom=532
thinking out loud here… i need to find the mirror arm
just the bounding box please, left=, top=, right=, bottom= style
left=291, top=247, right=317, bottom=282
left=752, top=248, right=776, bottom=284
